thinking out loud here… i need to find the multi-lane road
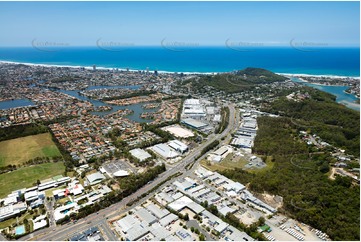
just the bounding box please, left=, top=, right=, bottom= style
left=22, top=104, right=238, bottom=241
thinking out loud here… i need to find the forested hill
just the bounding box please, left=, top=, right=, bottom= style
left=234, top=67, right=288, bottom=83
left=191, top=67, right=288, bottom=93
left=261, top=86, right=360, bottom=156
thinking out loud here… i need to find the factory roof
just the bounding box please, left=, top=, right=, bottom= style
left=129, top=148, right=152, bottom=162
left=181, top=118, right=208, bottom=129
left=159, top=213, right=178, bottom=226
left=151, top=143, right=179, bottom=159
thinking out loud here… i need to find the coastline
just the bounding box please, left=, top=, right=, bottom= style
left=0, top=60, right=359, bottom=78
left=0, top=59, right=359, bottom=111
left=0, top=60, right=216, bottom=75
left=279, top=73, right=360, bottom=80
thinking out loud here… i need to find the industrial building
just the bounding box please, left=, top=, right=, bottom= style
left=181, top=118, right=208, bottom=130
left=161, top=124, right=194, bottom=138
left=167, top=196, right=205, bottom=214
left=129, top=148, right=152, bottom=162
left=168, top=140, right=188, bottom=154
left=100, top=160, right=131, bottom=178
left=149, top=143, right=179, bottom=159
left=231, top=116, right=258, bottom=149
left=182, top=99, right=206, bottom=119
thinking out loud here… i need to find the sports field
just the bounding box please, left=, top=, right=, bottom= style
left=0, top=162, right=65, bottom=198
left=0, top=133, right=61, bottom=167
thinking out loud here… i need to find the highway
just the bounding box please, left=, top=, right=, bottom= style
left=23, top=104, right=238, bottom=241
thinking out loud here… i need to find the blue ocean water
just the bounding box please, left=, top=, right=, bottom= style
left=0, top=47, right=359, bottom=76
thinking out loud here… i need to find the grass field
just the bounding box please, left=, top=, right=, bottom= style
left=200, top=153, right=248, bottom=172
left=0, top=133, right=61, bottom=167
left=0, top=162, right=65, bottom=198
left=200, top=153, right=275, bottom=173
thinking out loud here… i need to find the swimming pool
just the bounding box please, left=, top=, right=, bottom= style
left=15, top=225, right=25, bottom=235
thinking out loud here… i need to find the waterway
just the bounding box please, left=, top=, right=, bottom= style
left=291, top=77, right=360, bottom=111
left=0, top=99, right=35, bottom=110
left=0, top=86, right=159, bottom=123
left=57, top=88, right=159, bottom=123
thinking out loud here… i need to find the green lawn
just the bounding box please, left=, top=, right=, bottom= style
left=0, top=162, right=65, bottom=198
left=0, top=133, right=61, bottom=167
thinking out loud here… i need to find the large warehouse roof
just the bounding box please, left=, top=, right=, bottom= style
left=129, top=148, right=152, bottom=161
left=161, top=125, right=194, bottom=138
left=181, top=118, right=208, bottom=129
left=151, top=143, right=179, bottom=159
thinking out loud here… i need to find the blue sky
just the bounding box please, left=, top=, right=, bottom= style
left=0, top=1, right=359, bottom=47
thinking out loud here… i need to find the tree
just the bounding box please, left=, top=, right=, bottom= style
left=204, top=200, right=208, bottom=208
left=209, top=205, right=218, bottom=215
left=258, top=216, right=265, bottom=226
left=184, top=213, right=189, bottom=221
left=81, top=171, right=86, bottom=179
left=199, top=234, right=205, bottom=241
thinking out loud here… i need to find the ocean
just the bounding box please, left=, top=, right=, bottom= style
left=0, top=46, right=359, bottom=76
left=0, top=46, right=359, bottom=112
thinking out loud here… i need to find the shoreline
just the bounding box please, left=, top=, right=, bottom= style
left=0, top=60, right=360, bottom=79
left=0, top=60, right=216, bottom=75
left=279, top=73, right=360, bottom=80
left=290, top=77, right=358, bottom=87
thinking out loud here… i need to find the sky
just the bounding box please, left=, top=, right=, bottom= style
left=0, top=1, right=359, bottom=47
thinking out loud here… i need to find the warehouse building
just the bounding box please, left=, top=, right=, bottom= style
left=182, top=99, right=206, bottom=119
left=129, top=148, right=152, bottom=162
left=150, top=143, right=179, bottom=159
left=181, top=118, right=208, bottom=130
left=168, top=140, right=188, bottom=154
left=161, top=125, right=194, bottom=138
